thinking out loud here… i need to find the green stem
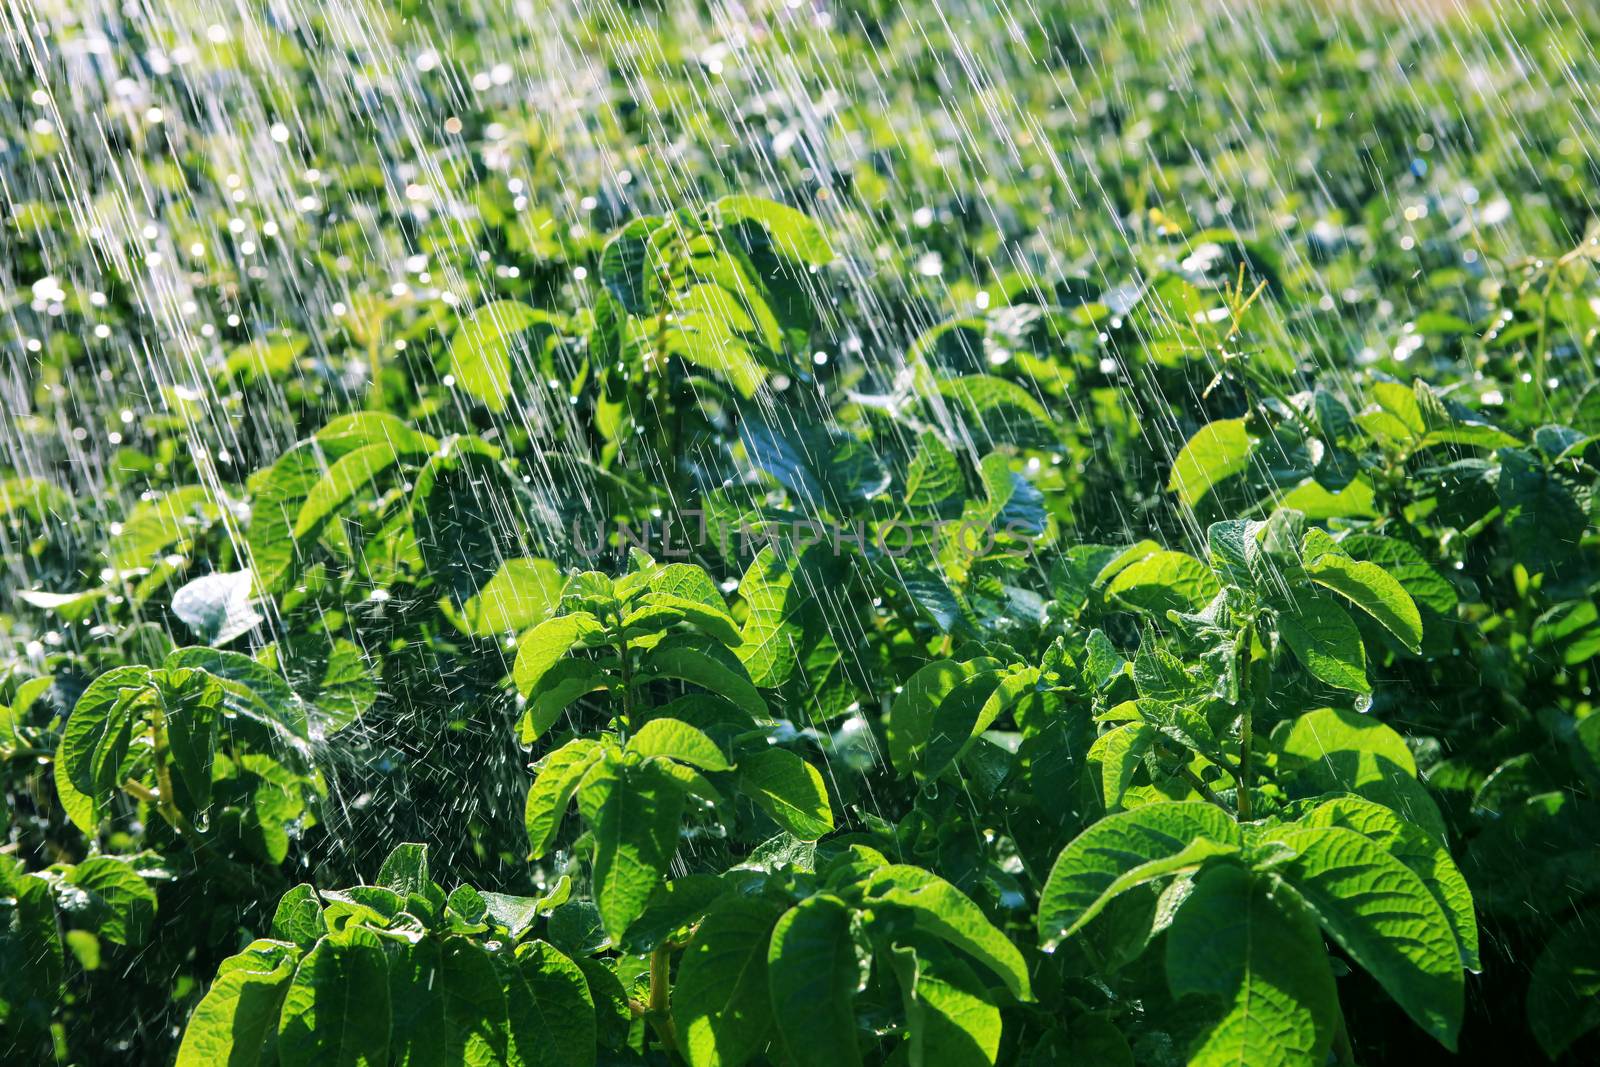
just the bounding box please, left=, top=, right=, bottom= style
left=1528, top=241, right=1588, bottom=419
left=1174, top=762, right=1232, bottom=814
left=1331, top=994, right=1357, bottom=1066
left=367, top=329, right=384, bottom=409
left=648, top=237, right=686, bottom=496
left=1237, top=706, right=1254, bottom=821
left=645, top=943, right=678, bottom=1055
left=144, top=691, right=207, bottom=854
left=616, top=626, right=636, bottom=736
left=1459, top=504, right=1503, bottom=541
left=1235, top=621, right=1256, bottom=821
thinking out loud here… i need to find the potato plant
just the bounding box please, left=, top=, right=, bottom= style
left=4, top=1, right=1600, bottom=1065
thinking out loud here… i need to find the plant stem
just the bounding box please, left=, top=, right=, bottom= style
left=649, top=235, right=686, bottom=498
left=1174, top=763, right=1232, bottom=813
left=144, top=691, right=208, bottom=854
left=616, top=626, right=636, bottom=736
left=1237, top=703, right=1253, bottom=821
left=367, top=329, right=384, bottom=409
left=645, top=942, right=678, bottom=1055
left=1331, top=995, right=1357, bottom=1066
left=1235, top=621, right=1255, bottom=821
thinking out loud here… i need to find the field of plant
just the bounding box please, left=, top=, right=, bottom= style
left=3, top=0, right=1599, bottom=1063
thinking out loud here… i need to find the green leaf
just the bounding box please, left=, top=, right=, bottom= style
left=734, top=546, right=811, bottom=687
left=1086, top=635, right=1129, bottom=697
left=110, top=485, right=215, bottom=570
left=166, top=647, right=307, bottom=739
left=0, top=476, right=71, bottom=522
left=888, top=944, right=1001, bottom=1067
left=936, top=375, right=1059, bottom=451
left=644, top=562, right=730, bottom=606
left=642, top=642, right=767, bottom=718
left=576, top=957, right=631, bottom=1051
left=669, top=286, right=768, bottom=397
left=740, top=748, right=834, bottom=841
left=905, top=433, right=963, bottom=509
left=682, top=246, right=783, bottom=350
left=375, top=843, right=432, bottom=897
left=176, top=940, right=299, bottom=1067
left=160, top=670, right=222, bottom=815
left=716, top=195, right=834, bottom=266
left=1336, top=534, right=1457, bottom=616
left=66, top=856, right=157, bottom=946
left=389, top=936, right=507, bottom=1066
left=277, top=927, right=392, bottom=1067
left=1166, top=865, right=1337, bottom=1067
left=656, top=759, right=724, bottom=804
left=1037, top=802, right=1242, bottom=949
left=1305, top=796, right=1479, bottom=972
left=1275, top=594, right=1369, bottom=693
left=412, top=442, right=526, bottom=609
left=58, top=665, right=148, bottom=804
left=890, top=566, right=972, bottom=634
left=1088, top=722, right=1157, bottom=810
left=518, top=659, right=611, bottom=745
left=886, top=658, right=1001, bottom=777
left=293, top=442, right=407, bottom=538
left=1364, top=381, right=1426, bottom=443
left=579, top=758, right=687, bottom=941
left=1104, top=550, right=1220, bottom=615
left=767, top=894, right=862, bottom=1067
left=623, top=594, right=743, bottom=648
left=1132, top=640, right=1206, bottom=706
left=269, top=635, right=376, bottom=737
left=472, top=890, right=542, bottom=938
left=1527, top=910, right=1600, bottom=1058
left=1279, top=708, right=1446, bottom=842
left=459, top=557, right=562, bottom=636
left=1264, top=825, right=1463, bottom=1049
left=1278, top=477, right=1378, bottom=520
left=862, top=864, right=1032, bottom=1001
left=563, top=570, right=615, bottom=614
left=1279, top=707, right=1416, bottom=776
left=224, top=333, right=306, bottom=383
left=622, top=875, right=725, bottom=953
left=505, top=940, right=597, bottom=1067
left=446, top=300, right=550, bottom=412
left=314, top=412, right=437, bottom=457
left=1498, top=446, right=1586, bottom=575
left=171, top=570, right=263, bottom=646
left=15, top=586, right=107, bottom=623
left=673, top=892, right=786, bottom=1067
left=272, top=885, right=328, bottom=949
left=599, top=216, right=662, bottom=315
left=1169, top=419, right=1253, bottom=508
left=924, top=665, right=1037, bottom=778
left=0, top=857, right=63, bottom=1040
left=513, top=613, right=602, bottom=696
left=628, top=718, right=731, bottom=771
left=52, top=748, right=100, bottom=834
left=740, top=420, right=889, bottom=514
left=1027, top=1018, right=1133, bottom=1066
left=1302, top=530, right=1422, bottom=652
left=526, top=739, right=606, bottom=857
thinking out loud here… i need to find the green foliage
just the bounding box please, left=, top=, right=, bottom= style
left=4, top=2, right=1600, bottom=1064
left=175, top=844, right=595, bottom=1067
